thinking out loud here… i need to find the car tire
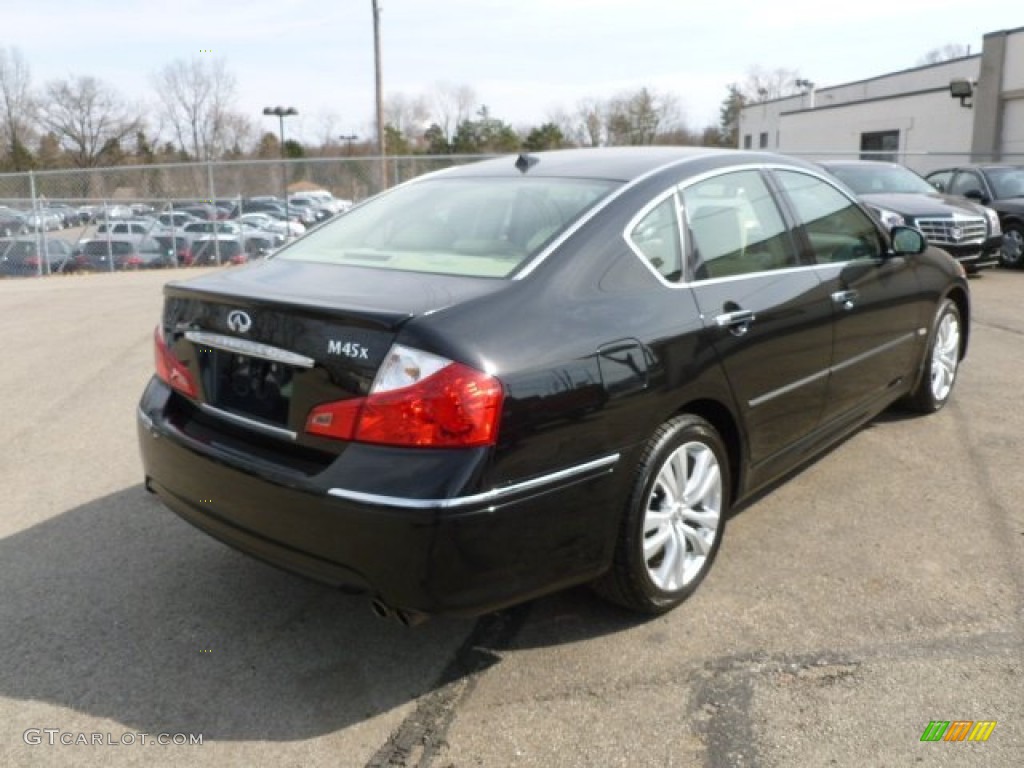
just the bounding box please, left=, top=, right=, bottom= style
left=903, top=298, right=962, bottom=413
left=999, top=223, right=1024, bottom=268
left=593, top=415, right=729, bottom=614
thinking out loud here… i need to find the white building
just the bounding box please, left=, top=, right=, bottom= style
left=737, top=26, right=1024, bottom=174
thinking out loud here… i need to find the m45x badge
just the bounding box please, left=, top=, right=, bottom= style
left=328, top=340, right=369, bottom=359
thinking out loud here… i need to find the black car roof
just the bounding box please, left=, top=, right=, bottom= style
left=433, top=147, right=795, bottom=182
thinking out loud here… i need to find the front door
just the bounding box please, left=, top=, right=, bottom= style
left=772, top=169, right=925, bottom=426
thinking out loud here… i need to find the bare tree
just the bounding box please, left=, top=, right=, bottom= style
left=152, top=57, right=240, bottom=160
left=0, top=46, right=36, bottom=170
left=575, top=97, right=605, bottom=147
left=384, top=92, right=431, bottom=149
left=432, top=82, right=477, bottom=143
left=38, top=75, right=140, bottom=168
left=605, top=88, right=682, bottom=146
left=739, top=66, right=802, bottom=102
left=918, top=44, right=970, bottom=66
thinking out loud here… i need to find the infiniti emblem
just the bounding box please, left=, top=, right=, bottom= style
left=227, top=310, right=252, bottom=334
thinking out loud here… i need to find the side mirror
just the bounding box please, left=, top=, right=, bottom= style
left=963, top=189, right=988, bottom=203
left=890, top=225, right=926, bottom=255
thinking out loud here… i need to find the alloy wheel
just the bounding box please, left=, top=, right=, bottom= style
left=642, top=441, right=722, bottom=591
left=930, top=310, right=960, bottom=403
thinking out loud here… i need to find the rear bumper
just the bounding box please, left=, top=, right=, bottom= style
left=137, top=379, right=622, bottom=616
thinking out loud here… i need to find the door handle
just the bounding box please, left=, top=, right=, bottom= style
left=831, top=289, right=858, bottom=311
left=715, top=309, right=756, bottom=336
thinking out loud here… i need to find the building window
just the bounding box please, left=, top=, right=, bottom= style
left=860, top=130, right=899, bottom=162
left=759, top=132, right=768, bottom=149
left=743, top=134, right=752, bottom=149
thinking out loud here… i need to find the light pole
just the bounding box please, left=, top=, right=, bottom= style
left=263, top=106, right=298, bottom=232
left=372, top=0, right=386, bottom=189
left=339, top=134, right=358, bottom=156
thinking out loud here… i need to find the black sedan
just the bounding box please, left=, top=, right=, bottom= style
left=924, top=164, right=1024, bottom=268
left=137, top=148, right=969, bottom=622
left=820, top=160, right=1002, bottom=273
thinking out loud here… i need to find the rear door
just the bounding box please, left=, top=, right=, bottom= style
left=682, top=168, right=834, bottom=471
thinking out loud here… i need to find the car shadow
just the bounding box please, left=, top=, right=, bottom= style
left=0, top=485, right=477, bottom=741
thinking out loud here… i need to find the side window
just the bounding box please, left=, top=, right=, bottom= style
left=682, top=170, right=796, bottom=279
left=927, top=170, right=953, bottom=193
left=774, top=170, right=884, bottom=264
left=627, top=193, right=683, bottom=282
left=949, top=172, right=982, bottom=197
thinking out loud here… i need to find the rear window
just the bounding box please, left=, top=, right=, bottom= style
left=277, top=177, right=619, bottom=277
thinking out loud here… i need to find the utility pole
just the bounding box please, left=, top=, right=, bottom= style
left=372, top=0, right=387, bottom=190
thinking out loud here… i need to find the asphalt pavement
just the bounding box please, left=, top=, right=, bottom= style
left=0, top=267, right=1020, bottom=767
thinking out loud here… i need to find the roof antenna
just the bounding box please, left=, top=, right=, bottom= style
left=515, top=153, right=539, bottom=173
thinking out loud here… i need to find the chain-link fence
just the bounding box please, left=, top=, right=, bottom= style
left=1, top=148, right=1022, bottom=279
left=0, top=154, right=492, bottom=277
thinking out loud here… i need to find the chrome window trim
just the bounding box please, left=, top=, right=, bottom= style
left=514, top=153, right=723, bottom=280
left=618, top=162, right=860, bottom=288
left=185, top=331, right=315, bottom=369
left=198, top=403, right=298, bottom=441
left=327, top=453, right=620, bottom=510
left=623, top=188, right=689, bottom=288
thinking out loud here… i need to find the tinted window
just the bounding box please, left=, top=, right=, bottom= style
left=279, top=177, right=618, bottom=278
left=927, top=170, right=953, bottom=192
left=775, top=170, right=884, bottom=264
left=683, top=170, right=796, bottom=279
left=827, top=164, right=934, bottom=195
left=627, top=194, right=682, bottom=282
left=949, top=172, right=983, bottom=197
left=986, top=167, right=1024, bottom=199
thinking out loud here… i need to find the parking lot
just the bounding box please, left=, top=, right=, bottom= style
left=0, top=267, right=1021, bottom=767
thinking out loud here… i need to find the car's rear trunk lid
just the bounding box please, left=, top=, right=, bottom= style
left=159, top=259, right=504, bottom=441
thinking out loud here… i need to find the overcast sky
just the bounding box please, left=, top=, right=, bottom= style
left=7, top=1, right=1023, bottom=144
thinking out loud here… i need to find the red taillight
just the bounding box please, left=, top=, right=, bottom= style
left=153, top=326, right=198, bottom=398
left=306, top=356, right=503, bottom=448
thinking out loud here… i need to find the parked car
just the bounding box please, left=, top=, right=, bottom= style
left=238, top=212, right=304, bottom=238
left=153, top=234, right=194, bottom=267
left=152, top=211, right=201, bottom=229
left=287, top=196, right=333, bottom=223
left=138, top=147, right=969, bottom=623
left=189, top=235, right=247, bottom=266
left=0, top=236, right=78, bottom=276
left=95, top=219, right=157, bottom=237
left=0, top=208, right=29, bottom=237
left=44, top=203, right=89, bottom=228
left=238, top=199, right=301, bottom=223
left=76, top=237, right=175, bottom=270
left=294, top=189, right=352, bottom=214
left=172, top=203, right=220, bottom=221
left=819, top=160, right=1002, bottom=273
left=924, top=164, right=1024, bottom=268
left=21, top=209, right=63, bottom=232
left=183, top=220, right=241, bottom=237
